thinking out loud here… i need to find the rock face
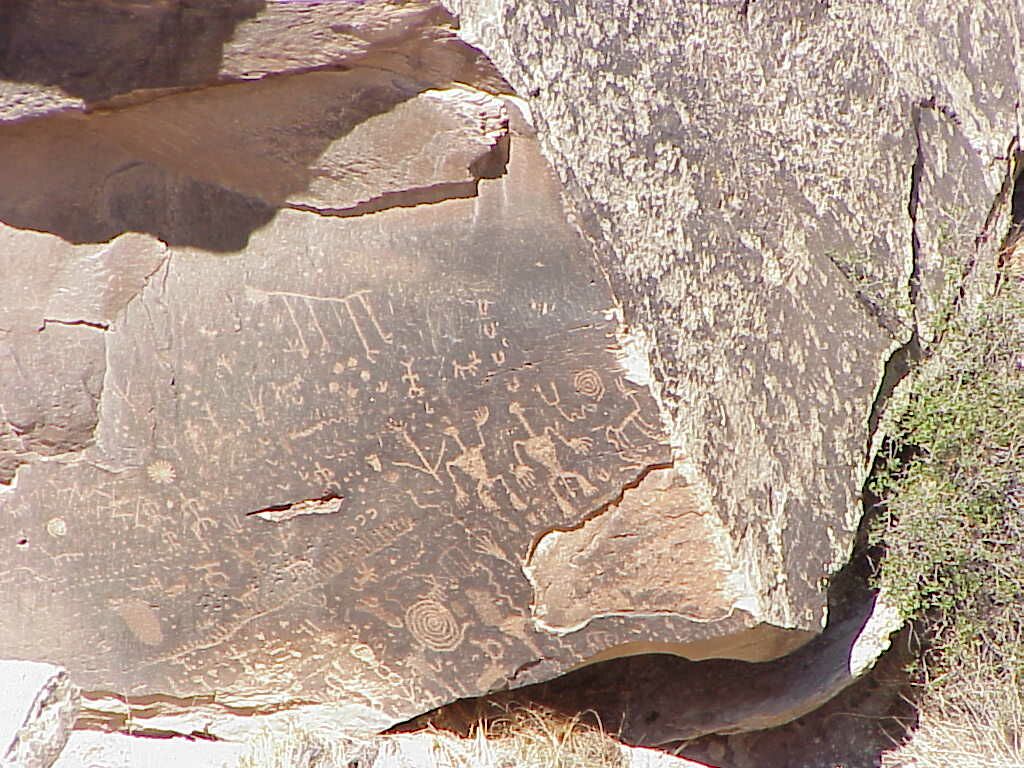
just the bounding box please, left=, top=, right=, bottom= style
left=0, top=0, right=810, bottom=739
left=442, top=0, right=1024, bottom=631
left=52, top=731, right=244, bottom=768
left=1, top=0, right=1021, bottom=747
left=0, top=660, right=79, bottom=768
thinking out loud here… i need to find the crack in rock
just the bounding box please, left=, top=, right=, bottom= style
left=245, top=494, right=345, bottom=523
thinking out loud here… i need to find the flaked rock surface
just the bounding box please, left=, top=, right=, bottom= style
left=442, top=0, right=1024, bottom=632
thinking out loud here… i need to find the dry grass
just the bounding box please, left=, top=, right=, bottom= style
left=451, top=705, right=626, bottom=768
left=238, top=720, right=358, bottom=768
left=883, top=662, right=1024, bottom=768
left=237, top=706, right=628, bottom=768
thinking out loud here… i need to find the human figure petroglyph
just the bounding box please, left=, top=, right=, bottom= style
left=401, top=359, right=425, bottom=399
left=443, top=407, right=527, bottom=511
left=507, top=401, right=596, bottom=514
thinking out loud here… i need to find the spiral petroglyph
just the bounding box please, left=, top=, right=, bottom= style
left=405, top=598, right=464, bottom=652
left=573, top=368, right=605, bottom=401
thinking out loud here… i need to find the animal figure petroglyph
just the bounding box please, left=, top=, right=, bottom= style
left=507, top=401, right=596, bottom=514
left=605, top=377, right=665, bottom=459
left=443, top=407, right=527, bottom=511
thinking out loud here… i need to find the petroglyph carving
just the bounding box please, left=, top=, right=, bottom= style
left=146, top=459, right=176, bottom=485
left=0, top=74, right=690, bottom=732
left=404, top=598, right=464, bottom=652
left=535, top=381, right=595, bottom=423
left=443, top=407, right=526, bottom=511
left=112, top=598, right=164, bottom=647
left=572, top=368, right=605, bottom=401
left=401, top=359, right=425, bottom=399
left=605, top=377, right=665, bottom=459
left=252, top=288, right=393, bottom=363
left=452, top=350, right=482, bottom=379
left=508, top=401, right=596, bottom=514
left=391, top=427, right=446, bottom=485
left=270, top=374, right=304, bottom=407
left=181, top=497, right=217, bottom=539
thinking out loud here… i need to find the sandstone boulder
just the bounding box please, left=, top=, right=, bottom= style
left=442, top=0, right=1023, bottom=631
left=0, top=1, right=807, bottom=739
left=1, top=0, right=1020, bottom=746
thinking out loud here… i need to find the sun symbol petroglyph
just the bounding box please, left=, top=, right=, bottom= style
left=405, top=599, right=464, bottom=652
left=146, top=460, right=177, bottom=485
left=573, top=368, right=605, bottom=401
left=46, top=517, right=67, bottom=538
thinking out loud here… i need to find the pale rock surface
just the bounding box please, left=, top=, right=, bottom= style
left=0, top=660, right=79, bottom=768
left=441, top=0, right=1024, bottom=633
left=51, top=732, right=244, bottom=768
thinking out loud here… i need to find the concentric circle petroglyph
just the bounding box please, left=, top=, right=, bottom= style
left=573, top=368, right=605, bottom=401
left=405, top=599, right=464, bottom=652
left=46, top=517, right=67, bottom=537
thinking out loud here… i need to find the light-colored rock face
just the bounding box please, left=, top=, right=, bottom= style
left=0, top=660, right=79, bottom=768
left=52, top=731, right=244, bottom=768
left=525, top=468, right=747, bottom=635
left=0, top=0, right=816, bottom=740
left=441, top=0, right=1024, bottom=630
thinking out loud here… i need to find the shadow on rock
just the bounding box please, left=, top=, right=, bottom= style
left=0, top=0, right=266, bottom=102
left=400, top=547, right=909, bottom=764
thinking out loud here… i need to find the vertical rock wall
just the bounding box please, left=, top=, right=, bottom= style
left=442, top=0, right=1024, bottom=628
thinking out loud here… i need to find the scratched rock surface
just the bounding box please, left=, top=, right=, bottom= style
left=0, top=9, right=795, bottom=727
left=442, top=0, right=1024, bottom=632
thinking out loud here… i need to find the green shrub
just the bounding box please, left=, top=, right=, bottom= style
left=871, top=270, right=1024, bottom=680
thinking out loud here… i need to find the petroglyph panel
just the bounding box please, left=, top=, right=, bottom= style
left=0, top=124, right=757, bottom=727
